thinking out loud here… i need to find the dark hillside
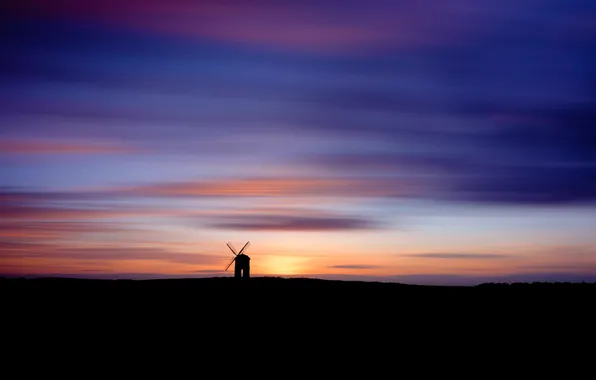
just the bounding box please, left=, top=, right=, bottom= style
left=4, top=276, right=594, bottom=311
left=3, top=276, right=593, bottom=350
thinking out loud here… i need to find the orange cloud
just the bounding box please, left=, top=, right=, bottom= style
left=121, top=176, right=417, bottom=198
left=0, top=244, right=221, bottom=264
left=0, top=240, right=227, bottom=277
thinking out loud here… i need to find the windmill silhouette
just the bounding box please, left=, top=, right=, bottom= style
left=225, top=241, right=251, bottom=279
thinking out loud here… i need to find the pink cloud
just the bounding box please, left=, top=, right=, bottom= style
left=0, top=204, right=159, bottom=220
left=0, top=241, right=223, bottom=276
left=0, top=221, right=139, bottom=239
left=0, top=243, right=221, bottom=265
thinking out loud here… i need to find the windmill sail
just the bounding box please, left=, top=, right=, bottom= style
left=226, top=242, right=238, bottom=255
left=224, top=256, right=236, bottom=271
left=238, top=241, right=250, bottom=255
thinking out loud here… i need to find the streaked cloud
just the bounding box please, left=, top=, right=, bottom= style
left=0, top=243, right=221, bottom=265
left=403, top=253, right=510, bottom=260
left=6, top=0, right=528, bottom=54
left=0, top=139, right=137, bottom=155
left=0, top=203, right=158, bottom=220
left=191, top=269, right=226, bottom=274
left=0, top=188, right=111, bottom=203
left=206, top=213, right=378, bottom=231
left=328, top=265, right=381, bottom=269
left=119, top=177, right=418, bottom=199
left=0, top=176, right=419, bottom=202
left=0, top=221, right=136, bottom=239
left=0, top=241, right=49, bottom=251
left=300, top=108, right=596, bottom=205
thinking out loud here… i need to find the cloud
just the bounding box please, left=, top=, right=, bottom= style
left=206, top=213, right=378, bottom=231
left=403, top=253, right=509, bottom=260
left=0, top=243, right=221, bottom=265
left=445, top=107, right=596, bottom=205
left=0, top=241, right=50, bottom=251
left=518, top=263, right=596, bottom=273
left=328, top=265, right=381, bottom=269
left=0, top=139, right=137, bottom=155
left=304, top=152, right=472, bottom=175
left=301, top=101, right=596, bottom=206
left=0, top=203, right=158, bottom=220
left=0, top=221, right=136, bottom=239
left=0, top=188, right=110, bottom=202
left=5, top=0, right=528, bottom=54
left=191, top=269, right=225, bottom=274
left=119, top=177, right=417, bottom=199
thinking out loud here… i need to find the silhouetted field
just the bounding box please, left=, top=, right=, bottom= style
left=5, top=276, right=594, bottom=311
left=4, top=276, right=593, bottom=347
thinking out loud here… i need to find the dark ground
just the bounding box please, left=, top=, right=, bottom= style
left=3, top=276, right=594, bottom=366
left=5, top=276, right=594, bottom=316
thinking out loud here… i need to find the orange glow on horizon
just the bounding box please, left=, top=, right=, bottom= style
left=256, top=255, right=312, bottom=276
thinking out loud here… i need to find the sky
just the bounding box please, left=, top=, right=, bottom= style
left=1, top=0, right=595, bottom=285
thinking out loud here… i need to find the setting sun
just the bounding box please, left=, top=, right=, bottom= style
left=259, top=255, right=311, bottom=276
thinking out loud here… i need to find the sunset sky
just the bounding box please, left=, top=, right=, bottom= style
left=2, top=0, right=595, bottom=285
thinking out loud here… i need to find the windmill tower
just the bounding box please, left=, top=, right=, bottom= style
left=225, top=241, right=251, bottom=279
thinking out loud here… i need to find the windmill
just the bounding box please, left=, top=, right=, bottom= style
left=225, top=241, right=251, bottom=279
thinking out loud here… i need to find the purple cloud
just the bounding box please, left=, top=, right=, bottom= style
left=207, top=214, right=378, bottom=231
left=0, top=203, right=159, bottom=220
left=301, top=103, right=596, bottom=205
left=0, top=138, right=137, bottom=155
left=328, top=265, right=381, bottom=269
left=6, top=0, right=528, bottom=55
